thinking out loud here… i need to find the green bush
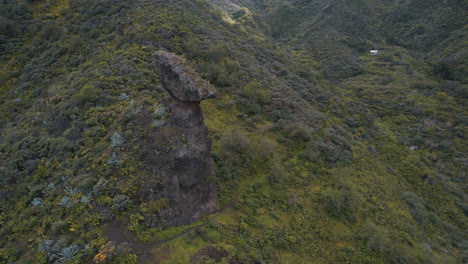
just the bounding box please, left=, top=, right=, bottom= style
left=358, top=221, right=390, bottom=252
left=220, top=129, right=250, bottom=155
left=324, top=55, right=365, bottom=79
left=434, top=57, right=465, bottom=81
left=245, top=103, right=262, bottom=116
left=267, top=163, right=289, bottom=185
left=115, top=253, right=138, bottom=264
left=242, top=81, right=271, bottom=104
left=322, top=188, right=344, bottom=215
left=306, top=139, right=352, bottom=164
left=39, top=22, right=63, bottom=42
left=283, top=122, right=312, bottom=142
left=51, top=221, right=69, bottom=235
left=112, top=194, right=131, bottom=212
left=67, top=36, right=85, bottom=53
left=0, top=17, right=17, bottom=37
left=401, top=191, right=427, bottom=224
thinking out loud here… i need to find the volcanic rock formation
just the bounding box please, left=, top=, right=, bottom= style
left=135, top=51, right=217, bottom=227
left=155, top=51, right=216, bottom=102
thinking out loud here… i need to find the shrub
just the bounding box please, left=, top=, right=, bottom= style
left=51, top=221, right=68, bottom=234
left=440, top=81, right=467, bottom=99
left=434, top=57, right=461, bottom=81
left=58, top=245, right=79, bottom=262
left=93, top=242, right=117, bottom=264
left=39, top=22, right=62, bottom=42
left=59, top=196, right=72, bottom=207
left=80, top=196, right=90, bottom=204
left=401, top=191, right=426, bottom=224
left=324, top=55, right=365, bottom=79
left=130, top=101, right=143, bottom=114
left=31, top=197, right=44, bottom=207
left=92, top=178, right=109, bottom=194
left=204, top=43, right=228, bottom=63
left=38, top=239, right=54, bottom=253
left=200, top=62, right=234, bottom=87
left=67, top=36, right=85, bottom=53
left=284, top=122, right=312, bottom=142
left=242, top=81, right=271, bottom=104
left=110, top=132, right=125, bottom=147
left=65, top=186, right=81, bottom=197
left=152, top=119, right=166, bottom=128
left=39, top=237, right=69, bottom=262
left=321, top=177, right=361, bottom=222
left=220, top=129, right=250, bottom=154
left=77, top=177, right=97, bottom=192
left=115, top=253, right=138, bottom=264
left=322, top=189, right=346, bottom=218
left=6, top=2, right=32, bottom=20
left=245, top=103, right=262, bottom=116
left=306, top=139, right=352, bottom=164
left=120, top=93, right=129, bottom=101
left=107, top=152, right=121, bottom=167
left=267, top=163, right=289, bottom=184
left=86, top=126, right=106, bottom=139
left=154, top=105, right=167, bottom=118
left=73, top=84, right=113, bottom=108
left=358, top=221, right=390, bottom=252
left=112, top=194, right=131, bottom=212
left=0, top=17, right=17, bottom=37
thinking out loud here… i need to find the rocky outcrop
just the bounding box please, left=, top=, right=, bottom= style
left=138, top=51, right=217, bottom=227
left=155, top=51, right=216, bottom=102
left=164, top=98, right=217, bottom=225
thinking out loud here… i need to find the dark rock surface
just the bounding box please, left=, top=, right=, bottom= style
left=155, top=50, right=216, bottom=102
left=135, top=51, right=217, bottom=227
left=163, top=97, right=217, bottom=226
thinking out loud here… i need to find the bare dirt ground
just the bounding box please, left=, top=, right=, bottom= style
left=104, top=198, right=238, bottom=263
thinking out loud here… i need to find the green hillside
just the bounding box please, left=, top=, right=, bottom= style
left=0, top=0, right=466, bottom=263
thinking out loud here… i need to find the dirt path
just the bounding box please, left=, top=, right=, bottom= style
left=104, top=198, right=238, bottom=263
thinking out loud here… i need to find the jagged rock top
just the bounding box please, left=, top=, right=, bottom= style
left=155, top=50, right=216, bottom=102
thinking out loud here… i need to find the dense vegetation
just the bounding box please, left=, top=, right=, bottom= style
left=0, top=0, right=466, bottom=263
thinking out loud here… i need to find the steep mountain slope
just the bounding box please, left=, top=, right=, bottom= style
left=0, top=0, right=466, bottom=263
left=264, top=0, right=467, bottom=80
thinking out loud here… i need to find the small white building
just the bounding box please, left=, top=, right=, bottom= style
left=370, top=50, right=380, bottom=55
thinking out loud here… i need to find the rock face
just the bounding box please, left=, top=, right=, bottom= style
left=155, top=51, right=216, bottom=102
left=164, top=98, right=217, bottom=225
left=140, top=51, right=216, bottom=227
